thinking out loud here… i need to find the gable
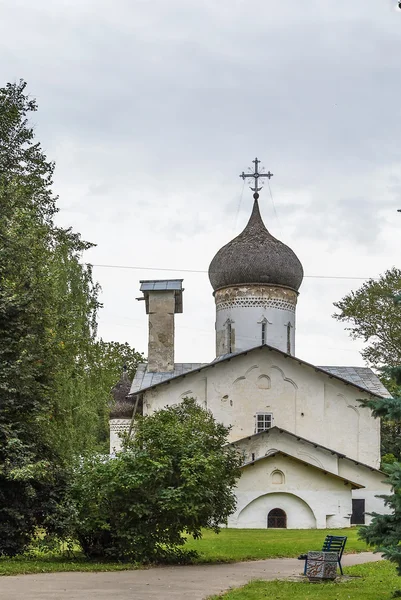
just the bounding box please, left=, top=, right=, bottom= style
left=130, top=345, right=389, bottom=399
left=240, top=452, right=363, bottom=491
left=139, top=347, right=381, bottom=468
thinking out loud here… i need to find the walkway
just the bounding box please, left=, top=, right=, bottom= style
left=0, top=552, right=382, bottom=600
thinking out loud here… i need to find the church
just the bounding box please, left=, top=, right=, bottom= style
left=110, top=159, right=390, bottom=529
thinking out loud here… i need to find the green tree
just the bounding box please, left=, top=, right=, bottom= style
left=359, top=366, right=401, bottom=583
left=333, top=268, right=401, bottom=368
left=333, top=268, right=401, bottom=460
left=0, top=79, right=73, bottom=555
left=62, top=399, right=242, bottom=562
left=0, top=79, right=124, bottom=555
left=358, top=297, right=401, bottom=582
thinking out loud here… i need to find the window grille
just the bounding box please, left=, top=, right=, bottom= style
left=256, top=412, right=273, bottom=433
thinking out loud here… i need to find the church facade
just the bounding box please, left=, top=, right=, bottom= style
left=110, top=170, right=390, bottom=529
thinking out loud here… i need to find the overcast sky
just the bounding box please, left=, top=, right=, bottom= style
left=1, top=0, right=401, bottom=366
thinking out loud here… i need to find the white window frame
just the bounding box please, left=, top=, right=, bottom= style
left=256, top=412, right=273, bottom=433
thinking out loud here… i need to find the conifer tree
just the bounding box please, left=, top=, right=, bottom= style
left=358, top=296, right=401, bottom=577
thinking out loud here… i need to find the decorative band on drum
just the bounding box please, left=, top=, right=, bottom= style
left=216, top=297, right=296, bottom=312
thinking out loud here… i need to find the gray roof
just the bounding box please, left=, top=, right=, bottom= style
left=208, top=199, right=304, bottom=292
left=130, top=362, right=207, bottom=395
left=318, top=366, right=389, bottom=398
left=129, top=345, right=390, bottom=399
left=140, top=279, right=183, bottom=291
left=138, top=279, right=184, bottom=313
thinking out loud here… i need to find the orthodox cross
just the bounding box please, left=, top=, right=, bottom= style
left=240, top=157, right=273, bottom=200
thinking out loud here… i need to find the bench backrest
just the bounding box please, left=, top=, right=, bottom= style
left=322, top=535, right=347, bottom=559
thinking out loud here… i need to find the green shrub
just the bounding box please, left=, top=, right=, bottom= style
left=63, top=399, right=242, bottom=562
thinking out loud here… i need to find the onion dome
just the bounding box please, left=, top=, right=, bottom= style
left=208, top=199, right=303, bottom=292
left=109, top=366, right=134, bottom=419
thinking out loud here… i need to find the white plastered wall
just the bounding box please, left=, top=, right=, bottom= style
left=142, top=347, right=381, bottom=468
left=216, top=305, right=295, bottom=356
left=233, top=429, right=391, bottom=527
left=230, top=455, right=353, bottom=529
left=109, top=419, right=130, bottom=453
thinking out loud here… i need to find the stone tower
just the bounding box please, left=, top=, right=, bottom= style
left=208, top=165, right=303, bottom=357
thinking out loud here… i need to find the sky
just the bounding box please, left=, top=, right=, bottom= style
left=1, top=0, right=401, bottom=366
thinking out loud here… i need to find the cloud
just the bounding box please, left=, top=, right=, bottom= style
left=1, top=0, right=401, bottom=365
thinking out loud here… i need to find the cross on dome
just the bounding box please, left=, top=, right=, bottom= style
left=240, top=157, right=273, bottom=199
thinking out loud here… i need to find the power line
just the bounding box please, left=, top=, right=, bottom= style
left=267, top=179, right=282, bottom=234
left=88, top=263, right=378, bottom=281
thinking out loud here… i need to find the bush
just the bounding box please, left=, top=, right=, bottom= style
left=62, top=399, right=242, bottom=562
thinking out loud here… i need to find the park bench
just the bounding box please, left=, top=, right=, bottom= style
left=298, top=534, right=347, bottom=575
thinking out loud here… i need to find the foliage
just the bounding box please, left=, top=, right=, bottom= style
left=0, top=79, right=76, bottom=556
left=333, top=268, right=401, bottom=368
left=0, top=80, right=144, bottom=557
left=359, top=461, right=401, bottom=576
left=358, top=364, right=401, bottom=587
left=334, top=272, right=401, bottom=460
left=208, top=561, right=400, bottom=600
left=60, top=399, right=242, bottom=562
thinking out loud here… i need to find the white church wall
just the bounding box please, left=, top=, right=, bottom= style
left=214, top=284, right=298, bottom=356
left=216, top=305, right=295, bottom=356
left=235, top=428, right=339, bottom=474
left=230, top=456, right=353, bottom=529
left=109, top=419, right=130, bottom=453
left=337, top=461, right=391, bottom=524
left=142, top=347, right=381, bottom=468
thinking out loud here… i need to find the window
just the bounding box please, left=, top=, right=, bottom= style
left=256, top=412, right=273, bottom=433
left=261, top=321, right=266, bottom=345
left=225, top=319, right=234, bottom=353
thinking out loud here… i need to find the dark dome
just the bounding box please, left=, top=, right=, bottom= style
left=208, top=199, right=303, bottom=292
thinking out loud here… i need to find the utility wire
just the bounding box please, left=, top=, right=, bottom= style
left=267, top=179, right=282, bottom=234
left=87, top=263, right=378, bottom=281
left=233, top=178, right=246, bottom=232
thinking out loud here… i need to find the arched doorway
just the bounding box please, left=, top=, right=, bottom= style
left=267, top=508, right=287, bottom=528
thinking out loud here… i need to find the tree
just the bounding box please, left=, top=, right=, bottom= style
left=333, top=269, right=401, bottom=461
left=0, top=79, right=73, bottom=555
left=62, top=399, right=242, bottom=562
left=0, top=79, right=145, bottom=555
left=333, top=268, right=401, bottom=368
left=358, top=294, right=401, bottom=581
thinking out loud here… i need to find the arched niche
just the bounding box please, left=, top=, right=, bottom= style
left=238, top=492, right=316, bottom=529
left=271, top=469, right=285, bottom=484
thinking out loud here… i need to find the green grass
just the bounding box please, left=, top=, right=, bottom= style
left=184, top=527, right=368, bottom=563
left=0, top=552, right=140, bottom=576
left=0, top=528, right=368, bottom=576
left=208, top=561, right=400, bottom=599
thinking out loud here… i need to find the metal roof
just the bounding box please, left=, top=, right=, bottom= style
left=130, top=362, right=207, bottom=395
left=129, top=345, right=390, bottom=399
left=318, top=366, right=389, bottom=398
left=140, top=279, right=183, bottom=291
left=138, top=279, right=184, bottom=313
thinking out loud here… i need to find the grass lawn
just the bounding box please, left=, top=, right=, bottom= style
left=0, top=528, right=368, bottom=576
left=184, top=527, right=368, bottom=563
left=208, top=561, right=400, bottom=599
left=0, top=553, right=140, bottom=576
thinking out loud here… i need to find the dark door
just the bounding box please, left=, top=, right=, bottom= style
left=267, top=508, right=287, bottom=528
left=351, top=499, right=365, bottom=524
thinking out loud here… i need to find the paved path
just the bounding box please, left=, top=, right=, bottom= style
left=0, top=552, right=382, bottom=600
